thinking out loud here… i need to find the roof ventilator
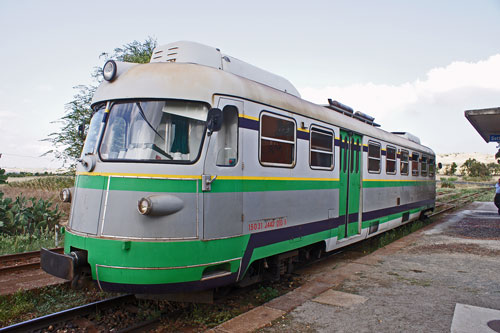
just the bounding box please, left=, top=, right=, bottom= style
left=391, top=132, right=421, bottom=144
left=324, top=99, right=380, bottom=127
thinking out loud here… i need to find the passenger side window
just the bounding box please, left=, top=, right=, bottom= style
left=368, top=141, right=381, bottom=173
left=386, top=145, right=396, bottom=175
left=216, top=105, right=239, bottom=167
left=412, top=152, right=420, bottom=176
left=429, top=157, right=435, bottom=177
left=400, top=150, right=409, bottom=175
left=260, top=113, right=296, bottom=167
left=421, top=155, right=428, bottom=177
left=310, top=126, right=334, bottom=170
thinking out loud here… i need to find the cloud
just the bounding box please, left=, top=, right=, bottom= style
left=298, top=54, right=500, bottom=154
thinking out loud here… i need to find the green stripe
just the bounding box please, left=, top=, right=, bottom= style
left=213, top=179, right=339, bottom=192
left=361, top=206, right=428, bottom=228
left=76, top=175, right=108, bottom=190
left=110, top=177, right=197, bottom=193
left=75, top=175, right=340, bottom=193
left=249, top=228, right=336, bottom=266
left=363, top=180, right=435, bottom=188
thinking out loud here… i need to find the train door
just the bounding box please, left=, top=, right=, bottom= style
left=202, top=98, right=243, bottom=239
left=338, top=130, right=362, bottom=239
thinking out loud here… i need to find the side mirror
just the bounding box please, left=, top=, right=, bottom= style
left=437, top=162, right=443, bottom=170
left=78, top=123, right=85, bottom=140
left=207, top=108, right=223, bottom=135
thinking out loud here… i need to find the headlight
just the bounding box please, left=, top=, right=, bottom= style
left=103, top=60, right=117, bottom=81
left=138, top=197, right=153, bottom=215
left=60, top=188, right=72, bottom=203
left=137, top=195, right=184, bottom=216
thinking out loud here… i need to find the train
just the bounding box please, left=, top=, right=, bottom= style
left=41, top=41, right=436, bottom=299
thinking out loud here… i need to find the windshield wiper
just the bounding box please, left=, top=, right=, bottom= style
left=135, top=102, right=165, bottom=141
left=135, top=102, right=173, bottom=160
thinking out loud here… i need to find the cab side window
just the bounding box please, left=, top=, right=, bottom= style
left=216, top=106, right=239, bottom=167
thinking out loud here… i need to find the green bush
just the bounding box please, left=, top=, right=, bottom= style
left=0, top=228, right=63, bottom=255
left=0, top=168, right=7, bottom=184
left=441, top=180, right=455, bottom=188
left=0, top=191, right=62, bottom=237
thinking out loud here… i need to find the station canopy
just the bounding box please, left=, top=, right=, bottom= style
left=464, top=107, right=500, bottom=143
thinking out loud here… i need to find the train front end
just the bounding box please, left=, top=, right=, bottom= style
left=41, top=57, right=247, bottom=295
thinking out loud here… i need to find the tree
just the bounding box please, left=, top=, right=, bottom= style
left=460, top=158, right=490, bottom=178
left=444, top=162, right=457, bottom=176
left=487, top=162, right=500, bottom=176
left=44, top=37, right=157, bottom=166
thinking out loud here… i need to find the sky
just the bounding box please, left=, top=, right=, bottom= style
left=1, top=0, right=500, bottom=170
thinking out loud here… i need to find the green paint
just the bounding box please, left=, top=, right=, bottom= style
left=361, top=206, right=428, bottom=229
left=249, top=229, right=333, bottom=266
left=338, top=131, right=362, bottom=239
left=76, top=174, right=108, bottom=190
left=76, top=175, right=339, bottom=193
left=363, top=180, right=434, bottom=188
left=64, top=231, right=249, bottom=285
left=110, top=176, right=197, bottom=193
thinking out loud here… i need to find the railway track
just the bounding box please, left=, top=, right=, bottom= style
left=1, top=187, right=493, bottom=332
left=432, top=187, right=491, bottom=217
left=0, top=295, right=140, bottom=333
left=0, top=247, right=63, bottom=274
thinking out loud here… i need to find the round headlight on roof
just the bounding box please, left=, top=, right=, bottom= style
left=103, top=60, right=117, bottom=81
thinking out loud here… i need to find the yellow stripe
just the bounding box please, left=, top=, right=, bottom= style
left=76, top=172, right=202, bottom=179
left=239, top=114, right=259, bottom=121
left=76, top=172, right=339, bottom=182
left=297, top=128, right=310, bottom=133
left=218, top=176, right=339, bottom=181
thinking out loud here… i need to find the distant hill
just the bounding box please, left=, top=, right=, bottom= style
left=437, top=152, right=496, bottom=167
left=436, top=152, right=497, bottom=175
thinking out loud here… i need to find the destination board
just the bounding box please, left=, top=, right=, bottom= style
left=489, top=135, right=500, bottom=142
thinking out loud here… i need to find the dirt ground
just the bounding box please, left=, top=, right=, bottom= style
left=259, top=202, right=500, bottom=333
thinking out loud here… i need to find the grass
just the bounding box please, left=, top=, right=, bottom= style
left=7, top=176, right=74, bottom=192
left=0, top=285, right=113, bottom=327
left=0, top=229, right=63, bottom=255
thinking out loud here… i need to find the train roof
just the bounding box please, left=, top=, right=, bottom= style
left=92, top=60, right=434, bottom=156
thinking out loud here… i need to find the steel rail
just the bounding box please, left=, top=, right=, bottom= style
left=430, top=188, right=490, bottom=218
left=0, top=248, right=64, bottom=274
left=0, top=294, right=135, bottom=333
left=0, top=247, right=63, bottom=263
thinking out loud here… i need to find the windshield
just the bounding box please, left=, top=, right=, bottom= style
left=99, top=100, right=208, bottom=162
left=81, top=107, right=105, bottom=157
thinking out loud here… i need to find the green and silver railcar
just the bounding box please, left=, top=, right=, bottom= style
left=42, top=41, right=436, bottom=296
